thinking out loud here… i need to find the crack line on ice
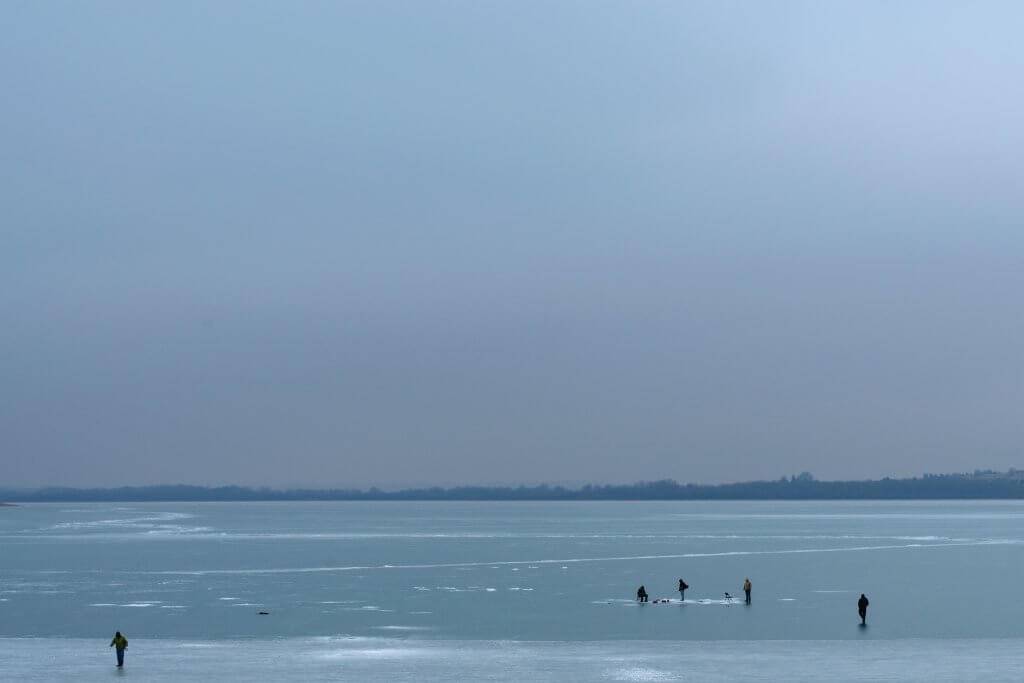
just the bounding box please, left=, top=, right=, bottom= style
left=143, top=539, right=1010, bottom=575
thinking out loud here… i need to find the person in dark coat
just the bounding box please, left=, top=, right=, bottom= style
left=678, top=579, right=689, bottom=601
left=636, top=585, right=648, bottom=603
left=858, top=594, right=869, bottom=625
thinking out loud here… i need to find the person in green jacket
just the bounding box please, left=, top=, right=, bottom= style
left=110, top=631, right=128, bottom=667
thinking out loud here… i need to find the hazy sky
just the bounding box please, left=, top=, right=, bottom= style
left=2, top=1, right=1022, bottom=488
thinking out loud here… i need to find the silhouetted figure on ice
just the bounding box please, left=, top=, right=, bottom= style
left=743, top=578, right=752, bottom=604
left=637, top=585, right=648, bottom=603
left=678, top=579, right=688, bottom=601
left=110, top=631, right=128, bottom=667
left=858, top=594, right=869, bottom=625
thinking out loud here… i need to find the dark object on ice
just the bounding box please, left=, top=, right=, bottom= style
left=636, top=585, right=648, bottom=603
left=258, top=611, right=269, bottom=615
left=858, top=594, right=869, bottom=625
left=678, top=579, right=688, bottom=601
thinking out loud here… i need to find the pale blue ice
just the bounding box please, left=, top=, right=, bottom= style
left=2, top=501, right=1024, bottom=679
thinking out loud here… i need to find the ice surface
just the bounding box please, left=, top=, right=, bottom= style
left=2, top=637, right=1023, bottom=682
left=6, top=501, right=1024, bottom=645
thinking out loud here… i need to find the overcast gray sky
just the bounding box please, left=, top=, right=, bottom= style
left=2, top=1, right=1022, bottom=488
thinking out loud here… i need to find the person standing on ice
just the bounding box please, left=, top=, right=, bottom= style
left=110, top=631, right=128, bottom=668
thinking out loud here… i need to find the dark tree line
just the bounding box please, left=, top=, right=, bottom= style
left=3, top=471, right=1024, bottom=502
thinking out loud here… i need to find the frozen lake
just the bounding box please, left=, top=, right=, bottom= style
left=4, top=637, right=1024, bottom=681
left=2, top=500, right=1024, bottom=678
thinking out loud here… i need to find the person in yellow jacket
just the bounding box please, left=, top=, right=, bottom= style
left=743, top=578, right=752, bottom=604
left=110, top=631, right=128, bottom=667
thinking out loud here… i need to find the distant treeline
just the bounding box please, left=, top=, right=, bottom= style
left=4, top=471, right=1024, bottom=502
